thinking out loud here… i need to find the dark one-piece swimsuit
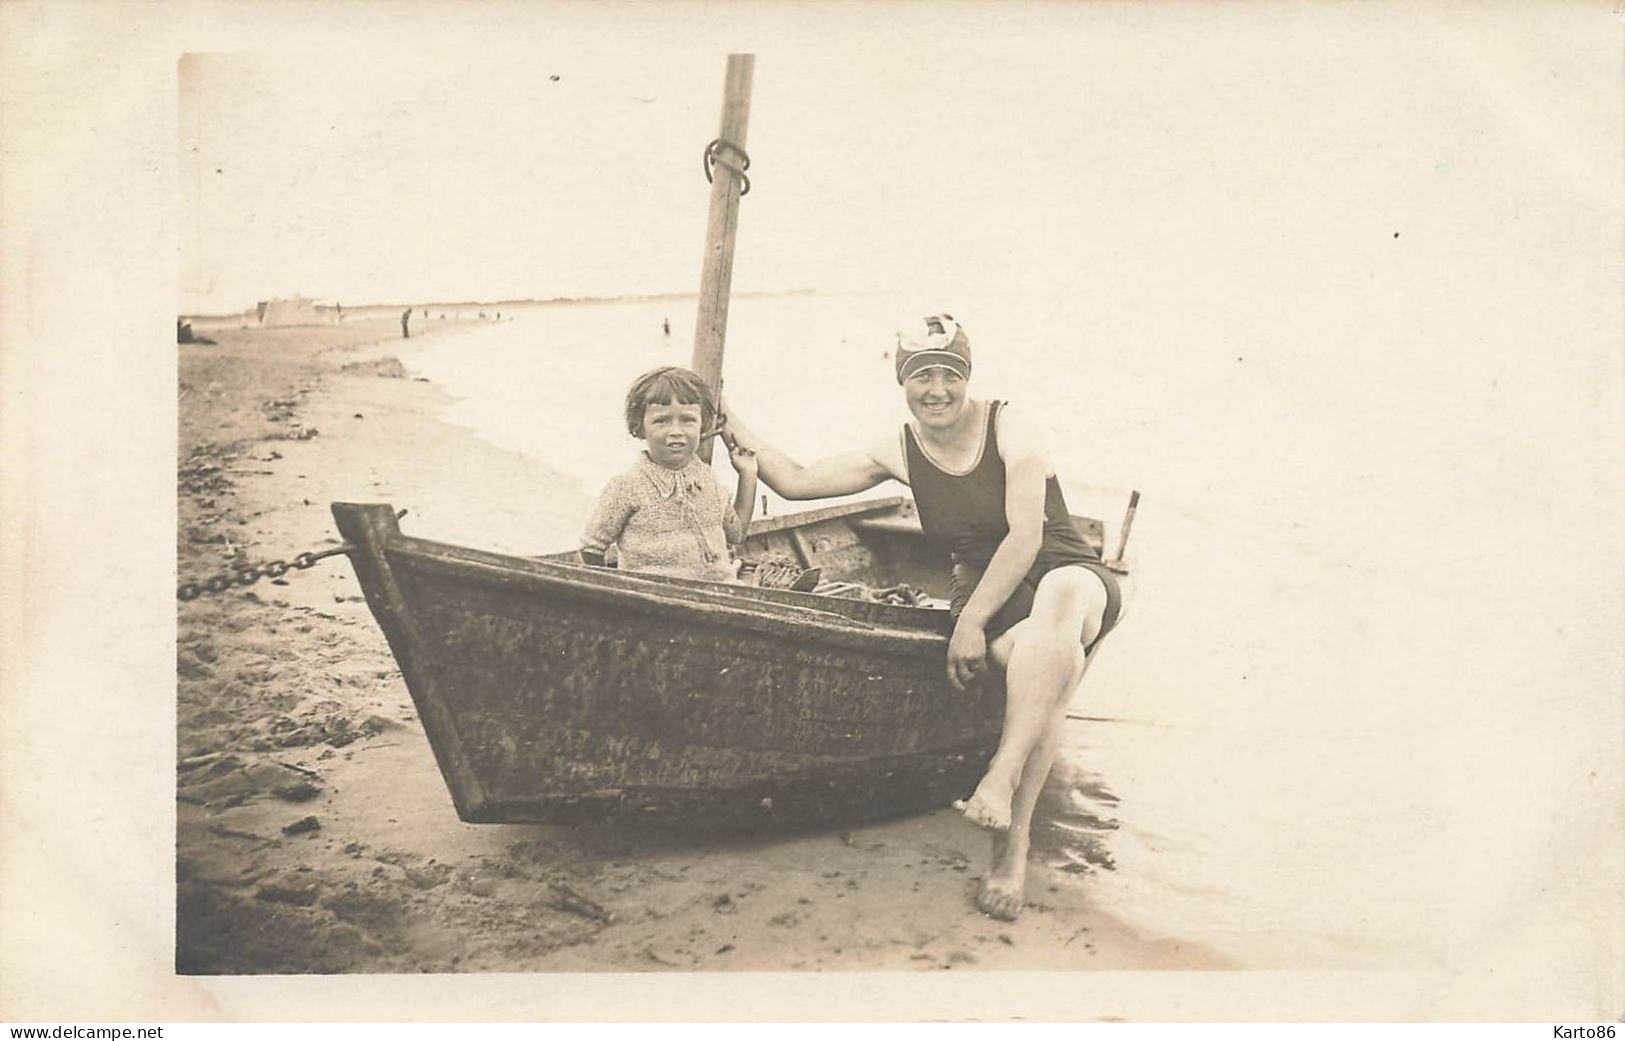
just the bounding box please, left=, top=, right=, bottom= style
left=902, top=400, right=1121, bottom=654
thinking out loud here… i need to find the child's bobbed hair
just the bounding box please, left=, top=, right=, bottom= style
left=624, top=366, right=717, bottom=438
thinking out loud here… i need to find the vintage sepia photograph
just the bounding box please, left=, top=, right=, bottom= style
left=5, top=0, right=1622, bottom=1024
left=175, top=45, right=1173, bottom=976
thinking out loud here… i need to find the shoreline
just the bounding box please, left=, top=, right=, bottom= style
left=175, top=319, right=1228, bottom=974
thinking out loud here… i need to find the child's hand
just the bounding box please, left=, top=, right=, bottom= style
left=728, top=437, right=758, bottom=477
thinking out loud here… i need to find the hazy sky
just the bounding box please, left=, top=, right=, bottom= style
left=177, top=4, right=1617, bottom=314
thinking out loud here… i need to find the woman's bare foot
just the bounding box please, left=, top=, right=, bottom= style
left=976, top=880, right=1023, bottom=921
left=976, top=830, right=1027, bottom=920
left=954, top=775, right=1014, bottom=830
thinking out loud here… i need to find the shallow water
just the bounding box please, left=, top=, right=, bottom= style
left=397, top=293, right=1621, bottom=970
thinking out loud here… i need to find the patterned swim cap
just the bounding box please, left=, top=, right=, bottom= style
left=895, top=313, right=971, bottom=384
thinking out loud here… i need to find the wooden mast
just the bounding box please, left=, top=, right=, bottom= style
left=692, top=53, right=754, bottom=462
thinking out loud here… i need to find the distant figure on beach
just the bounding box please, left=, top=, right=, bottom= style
left=579, top=366, right=758, bottom=583
left=176, top=319, right=215, bottom=346
left=400, top=309, right=411, bottom=339
left=725, top=313, right=1126, bottom=922
left=662, top=317, right=671, bottom=336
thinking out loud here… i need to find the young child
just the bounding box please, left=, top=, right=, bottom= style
left=580, top=366, right=758, bottom=582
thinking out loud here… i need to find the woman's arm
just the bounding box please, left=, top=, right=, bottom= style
left=723, top=405, right=894, bottom=500
left=945, top=407, right=1049, bottom=689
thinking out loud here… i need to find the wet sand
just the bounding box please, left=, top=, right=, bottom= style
left=175, top=319, right=1227, bottom=974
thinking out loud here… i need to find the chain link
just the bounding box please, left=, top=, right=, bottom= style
left=178, top=544, right=354, bottom=601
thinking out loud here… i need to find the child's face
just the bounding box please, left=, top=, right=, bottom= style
left=642, top=399, right=704, bottom=468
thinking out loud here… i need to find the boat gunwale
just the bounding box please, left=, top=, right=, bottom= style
left=618, top=569, right=953, bottom=633
left=385, top=534, right=952, bottom=656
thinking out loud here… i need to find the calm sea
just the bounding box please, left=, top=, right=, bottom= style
left=397, top=292, right=1619, bottom=969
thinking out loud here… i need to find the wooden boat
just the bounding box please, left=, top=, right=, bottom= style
left=332, top=497, right=1110, bottom=828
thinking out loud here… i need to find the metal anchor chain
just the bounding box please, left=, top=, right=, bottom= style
left=178, top=508, right=407, bottom=601
left=177, top=545, right=353, bottom=601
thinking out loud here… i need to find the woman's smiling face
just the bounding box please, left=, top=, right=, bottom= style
left=903, top=366, right=969, bottom=429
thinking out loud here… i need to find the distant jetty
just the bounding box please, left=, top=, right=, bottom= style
left=181, top=288, right=819, bottom=328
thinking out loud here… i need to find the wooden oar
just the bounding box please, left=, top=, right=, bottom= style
left=692, top=53, right=755, bottom=462
left=1104, top=489, right=1139, bottom=573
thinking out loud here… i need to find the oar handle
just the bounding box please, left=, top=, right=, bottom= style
left=1108, top=490, right=1140, bottom=568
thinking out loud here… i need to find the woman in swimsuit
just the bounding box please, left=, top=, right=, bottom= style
left=724, top=313, right=1123, bottom=921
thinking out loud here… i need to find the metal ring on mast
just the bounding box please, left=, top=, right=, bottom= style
left=702, top=138, right=752, bottom=196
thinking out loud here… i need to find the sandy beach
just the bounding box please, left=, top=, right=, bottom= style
left=174, top=318, right=1226, bottom=975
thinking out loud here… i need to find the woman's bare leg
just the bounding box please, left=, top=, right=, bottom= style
left=954, top=566, right=1109, bottom=918
left=976, top=654, right=1091, bottom=919
left=955, top=567, right=1106, bottom=831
